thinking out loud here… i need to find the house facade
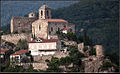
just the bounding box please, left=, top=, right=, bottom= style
left=29, top=38, right=61, bottom=56
left=10, top=49, right=29, bottom=64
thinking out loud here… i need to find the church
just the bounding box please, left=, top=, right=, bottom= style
left=10, top=5, right=75, bottom=39
left=32, top=5, right=75, bottom=39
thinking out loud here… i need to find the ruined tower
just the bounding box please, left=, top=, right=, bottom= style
left=39, top=5, right=51, bottom=19
left=94, top=45, right=104, bottom=57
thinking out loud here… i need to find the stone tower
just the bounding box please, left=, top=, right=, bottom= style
left=29, top=12, right=36, bottom=18
left=39, top=5, right=51, bottom=19
left=94, top=45, right=104, bottom=57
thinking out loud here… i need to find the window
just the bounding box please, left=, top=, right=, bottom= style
left=58, top=27, right=60, bottom=31
left=51, top=27, right=53, bottom=31
left=46, top=10, right=49, bottom=16
left=32, top=46, right=34, bottom=49
left=49, top=31, right=51, bottom=34
left=70, top=28, right=72, bottom=32
left=39, top=25, right=41, bottom=31
left=47, top=45, right=49, bottom=49
left=41, top=10, right=43, bottom=16
left=52, top=45, right=54, bottom=49
left=64, top=25, right=66, bottom=28
left=31, top=14, right=33, bottom=16
left=42, top=45, right=44, bottom=49
left=18, top=23, right=21, bottom=27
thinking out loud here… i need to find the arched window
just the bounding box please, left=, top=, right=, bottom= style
left=41, top=10, right=43, bottom=16
left=39, top=25, right=41, bottom=31
left=31, top=14, right=33, bottom=16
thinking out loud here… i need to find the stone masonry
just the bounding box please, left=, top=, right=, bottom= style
left=1, top=33, right=32, bottom=45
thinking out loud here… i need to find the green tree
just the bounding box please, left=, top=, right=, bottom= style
left=89, top=48, right=96, bottom=56
left=101, top=61, right=112, bottom=71
left=60, top=56, right=72, bottom=71
left=66, top=32, right=77, bottom=41
left=15, top=39, right=28, bottom=51
left=69, top=46, right=84, bottom=72
left=46, top=57, right=61, bottom=72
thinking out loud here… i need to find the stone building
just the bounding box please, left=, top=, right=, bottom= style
left=10, top=4, right=75, bottom=39
left=32, top=5, right=75, bottom=39
left=10, top=13, right=37, bottom=33
left=10, top=49, right=29, bottom=64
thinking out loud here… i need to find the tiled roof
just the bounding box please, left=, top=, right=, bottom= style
left=45, top=19, right=68, bottom=23
left=61, top=27, right=71, bottom=31
left=0, top=49, right=9, bottom=52
left=11, top=49, right=28, bottom=56
left=29, top=38, right=59, bottom=43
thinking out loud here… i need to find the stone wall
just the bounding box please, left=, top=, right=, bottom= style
left=48, top=22, right=68, bottom=35
left=32, top=62, right=48, bottom=70
left=1, top=33, right=32, bottom=45
left=11, top=16, right=37, bottom=33
left=78, top=43, right=84, bottom=53
left=82, top=56, right=104, bottom=73
left=53, top=51, right=69, bottom=59
left=63, top=41, right=77, bottom=46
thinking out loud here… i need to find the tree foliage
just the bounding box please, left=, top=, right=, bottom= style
left=15, top=39, right=28, bottom=51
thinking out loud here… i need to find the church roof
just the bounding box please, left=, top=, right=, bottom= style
left=40, top=5, right=50, bottom=9
left=45, top=19, right=68, bottom=23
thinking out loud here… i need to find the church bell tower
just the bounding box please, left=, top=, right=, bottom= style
left=39, top=5, right=51, bottom=19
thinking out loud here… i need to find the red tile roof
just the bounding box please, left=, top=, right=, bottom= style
left=29, top=38, right=59, bottom=43
left=61, top=27, right=71, bottom=31
left=0, top=49, right=9, bottom=52
left=11, top=49, right=28, bottom=56
left=45, top=19, right=68, bottom=23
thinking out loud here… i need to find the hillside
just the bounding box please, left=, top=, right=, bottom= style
left=51, top=0, right=119, bottom=55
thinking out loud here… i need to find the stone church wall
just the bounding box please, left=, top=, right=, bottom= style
left=48, top=22, right=68, bottom=35
left=32, top=20, right=48, bottom=39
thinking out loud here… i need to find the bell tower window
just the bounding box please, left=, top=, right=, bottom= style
left=41, top=10, right=43, bottom=16
left=47, top=10, right=49, bottom=16
left=39, top=25, right=41, bottom=31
